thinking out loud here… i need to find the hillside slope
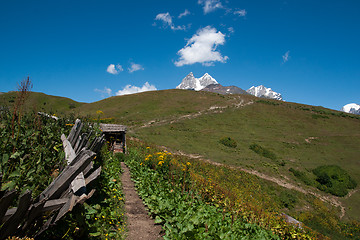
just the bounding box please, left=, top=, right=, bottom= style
left=0, top=91, right=84, bottom=113
left=2, top=89, right=360, bottom=238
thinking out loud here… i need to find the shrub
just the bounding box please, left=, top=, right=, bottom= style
left=289, top=168, right=314, bottom=186
left=249, top=143, right=277, bottom=160
left=279, top=191, right=297, bottom=209
left=219, top=137, right=237, bottom=148
left=312, top=165, right=357, bottom=197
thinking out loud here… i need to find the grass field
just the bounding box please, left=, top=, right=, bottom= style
left=1, top=89, right=359, bottom=238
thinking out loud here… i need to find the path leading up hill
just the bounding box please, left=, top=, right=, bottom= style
left=121, top=162, right=162, bottom=239
left=136, top=97, right=254, bottom=130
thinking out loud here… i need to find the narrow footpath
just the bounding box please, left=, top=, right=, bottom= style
left=121, top=162, right=162, bottom=240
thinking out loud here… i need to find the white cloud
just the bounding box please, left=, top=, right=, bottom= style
left=155, top=12, right=186, bottom=30
left=128, top=62, right=144, bottom=73
left=234, top=9, right=247, bottom=17
left=106, top=64, right=123, bottom=74
left=198, top=0, right=223, bottom=14
left=228, top=27, right=234, bottom=34
left=175, top=26, right=228, bottom=67
left=116, top=82, right=157, bottom=96
left=178, top=9, right=190, bottom=18
left=282, top=50, right=290, bottom=63
left=95, top=87, right=112, bottom=98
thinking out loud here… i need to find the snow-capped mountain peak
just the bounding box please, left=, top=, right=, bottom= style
left=176, top=72, right=218, bottom=91
left=246, top=85, right=283, bottom=101
left=341, top=103, right=360, bottom=115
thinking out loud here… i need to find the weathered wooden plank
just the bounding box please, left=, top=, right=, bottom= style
left=21, top=199, right=46, bottom=232
left=67, top=119, right=82, bottom=145
left=76, top=189, right=95, bottom=205
left=70, top=121, right=83, bottom=147
left=73, top=135, right=82, bottom=154
left=39, top=149, right=95, bottom=201
left=3, top=198, right=68, bottom=223
left=61, top=134, right=76, bottom=164
left=0, top=190, right=32, bottom=239
left=43, top=198, right=68, bottom=212
left=85, top=130, right=93, bottom=149
left=83, top=161, right=94, bottom=177
left=35, top=215, right=55, bottom=238
left=74, top=133, right=88, bottom=154
left=71, top=172, right=86, bottom=196
left=54, top=194, right=77, bottom=223
left=85, top=167, right=102, bottom=186
left=0, top=189, right=17, bottom=224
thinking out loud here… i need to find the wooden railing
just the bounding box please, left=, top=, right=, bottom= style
left=0, top=119, right=104, bottom=239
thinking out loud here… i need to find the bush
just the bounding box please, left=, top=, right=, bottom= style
left=279, top=191, right=297, bottom=209
left=249, top=143, right=277, bottom=160
left=289, top=168, right=314, bottom=186
left=219, top=136, right=237, bottom=148
left=313, top=165, right=357, bottom=197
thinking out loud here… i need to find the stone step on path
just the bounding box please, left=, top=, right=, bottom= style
left=121, top=162, right=162, bottom=240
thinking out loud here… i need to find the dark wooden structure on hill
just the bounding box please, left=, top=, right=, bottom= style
left=99, top=123, right=127, bottom=153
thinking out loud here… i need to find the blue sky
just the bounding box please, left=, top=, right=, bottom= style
left=1, top=0, right=359, bottom=111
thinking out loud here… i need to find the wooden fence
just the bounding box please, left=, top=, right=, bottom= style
left=0, top=119, right=105, bottom=239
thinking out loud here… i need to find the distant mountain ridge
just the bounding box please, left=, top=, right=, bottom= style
left=342, top=103, right=360, bottom=115
left=176, top=72, right=218, bottom=91
left=246, top=85, right=283, bottom=101
left=201, top=84, right=248, bottom=95
left=177, top=72, right=283, bottom=100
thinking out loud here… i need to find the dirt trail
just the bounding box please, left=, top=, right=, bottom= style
left=121, top=162, right=162, bottom=240
left=135, top=98, right=253, bottom=130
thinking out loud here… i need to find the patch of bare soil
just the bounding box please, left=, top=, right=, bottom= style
left=121, top=162, right=162, bottom=240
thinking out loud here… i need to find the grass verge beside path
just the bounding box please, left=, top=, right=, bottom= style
left=123, top=140, right=321, bottom=240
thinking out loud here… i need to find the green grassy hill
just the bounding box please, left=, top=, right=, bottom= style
left=0, top=91, right=84, bottom=114
left=2, top=89, right=360, bottom=238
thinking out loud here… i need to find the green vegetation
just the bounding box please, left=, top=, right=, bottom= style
left=1, top=86, right=125, bottom=239
left=0, top=91, right=84, bottom=114
left=257, top=99, right=281, bottom=106
left=249, top=143, right=277, bottom=161
left=289, top=168, right=315, bottom=186
left=44, top=150, right=126, bottom=240
left=0, top=110, right=67, bottom=198
left=124, top=141, right=319, bottom=239
left=2, top=89, right=360, bottom=238
left=219, top=136, right=237, bottom=148
left=313, top=165, right=357, bottom=197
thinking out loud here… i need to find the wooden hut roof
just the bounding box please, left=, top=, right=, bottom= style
left=99, top=123, right=127, bottom=133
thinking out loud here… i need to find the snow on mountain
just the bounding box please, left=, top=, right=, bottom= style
left=341, top=103, right=360, bottom=115
left=246, top=85, right=283, bottom=101
left=176, top=72, right=218, bottom=91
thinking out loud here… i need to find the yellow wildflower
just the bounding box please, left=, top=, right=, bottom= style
left=186, top=162, right=191, bottom=166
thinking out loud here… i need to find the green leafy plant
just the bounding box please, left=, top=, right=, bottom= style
left=219, top=136, right=237, bottom=148
left=312, top=165, right=357, bottom=197
left=250, top=143, right=277, bottom=161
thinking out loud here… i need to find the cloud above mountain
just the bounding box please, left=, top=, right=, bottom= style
left=178, top=9, right=190, bottom=18
left=155, top=12, right=186, bottom=31
left=282, top=51, right=290, bottom=63
left=116, top=82, right=157, bottom=96
left=128, top=62, right=144, bottom=73
left=175, top=26, right=228, bottom=67
left=94, top=87, right=112, bottom=98
left=198, top=0, right=223, bottom=14
left=106, top=64, right=123, bottom=74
